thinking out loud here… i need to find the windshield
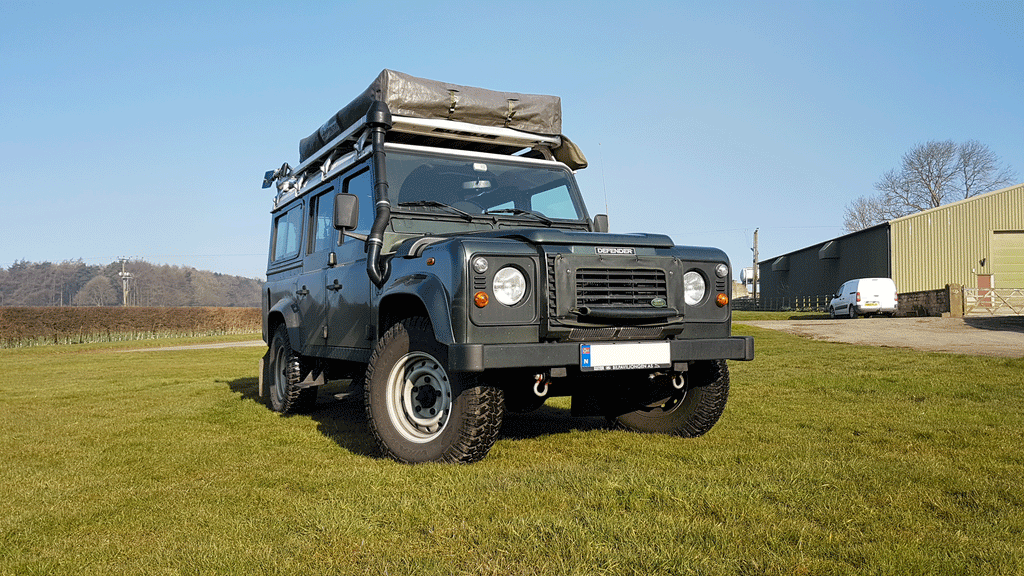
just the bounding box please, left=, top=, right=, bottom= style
left=386, top=149, right=586, bottom=222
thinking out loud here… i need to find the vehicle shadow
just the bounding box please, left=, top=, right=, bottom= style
left=500, top=404, right=609, bottom=440
left=227, top=378, right=608, bottom=456
left=963, top=316, right=1024, bottom=334
left=228, top=377, right=379, bottom=457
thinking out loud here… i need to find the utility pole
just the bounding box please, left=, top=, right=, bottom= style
left=118, top=257, right=133, bottom=307
left=752, top=229, right=759, bottom=309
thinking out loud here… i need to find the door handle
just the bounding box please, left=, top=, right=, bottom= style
left=327, top=279, right=343, bottom=291
left=296, top=286, right=309, bottom=296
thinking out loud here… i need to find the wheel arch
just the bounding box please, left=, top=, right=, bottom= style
left=267, top=296, right=302, bottom=351
left=378, top=274, right=456, bottom=345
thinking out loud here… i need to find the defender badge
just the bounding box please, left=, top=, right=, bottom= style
left=651, top=298, right=667, bottom=308
left=596, top=247, right=635, bottom=255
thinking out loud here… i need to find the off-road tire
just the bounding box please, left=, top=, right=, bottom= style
left=364, top=317, right=504, bottom=464
left=611, top=360, right=730, bottom=437
left=268, top=325, right=318, bottom=414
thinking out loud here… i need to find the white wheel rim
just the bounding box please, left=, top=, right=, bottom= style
left=272, top=343, right=288, bottom=405
left=385, top=351, right=452, bottom=443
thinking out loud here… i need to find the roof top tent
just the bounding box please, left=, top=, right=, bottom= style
left=264, top=69, right=587, bottom=209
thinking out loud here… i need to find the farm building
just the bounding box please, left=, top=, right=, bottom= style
left=757, top=182, right=1024, bottom=312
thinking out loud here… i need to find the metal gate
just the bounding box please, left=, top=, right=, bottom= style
left=964, top=288, right=1024, bottom=316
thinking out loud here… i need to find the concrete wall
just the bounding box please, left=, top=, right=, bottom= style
left=898, top=286, right=956, bottom=317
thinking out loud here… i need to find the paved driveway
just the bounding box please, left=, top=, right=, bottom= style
left=738, top=316, right=1024, bottom=358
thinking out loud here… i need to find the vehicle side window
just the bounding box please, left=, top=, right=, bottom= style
left=310, top=191, right=336, bottom=253
left=343, top=168, right=374, bottom=239
left=272, top=204, right=303, bottom=262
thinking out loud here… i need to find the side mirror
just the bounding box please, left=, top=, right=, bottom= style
left=593, top=214, right=609, bottom=233
left=334, top=193, right=359, bottom=230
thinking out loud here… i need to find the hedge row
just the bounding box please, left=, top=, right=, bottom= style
left=0, top=307, right=261, bottom=347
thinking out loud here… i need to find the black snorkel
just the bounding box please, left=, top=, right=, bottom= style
left=365, top=100, right=393, bottom=288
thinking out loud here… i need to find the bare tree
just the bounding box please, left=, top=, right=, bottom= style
left=844, top=140, right=1017, bottom=231
left=842, top=195, right=886, bottom=232
left=956, top=139, right=1017, bottom=198
left=877, top=140, right=960, bottom=214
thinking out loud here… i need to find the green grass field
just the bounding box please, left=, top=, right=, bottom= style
left=2, top=323, right=1022, bottom=575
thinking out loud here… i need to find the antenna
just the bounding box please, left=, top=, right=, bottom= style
left=599, top=142, right=608, bottom=216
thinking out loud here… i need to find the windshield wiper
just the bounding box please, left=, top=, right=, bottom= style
left=397, top=200, right=474, bottom=221
left=483, top=208, right=553, bottom=226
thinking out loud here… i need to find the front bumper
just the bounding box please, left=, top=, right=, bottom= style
left=448, top=336, right=754, bottom=372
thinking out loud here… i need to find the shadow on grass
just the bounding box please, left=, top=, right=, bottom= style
left=228, top=377, right=607, bottom=456
left=229, top=377, right=378, bottom=457
left=500, top=404, right=608, bottom=440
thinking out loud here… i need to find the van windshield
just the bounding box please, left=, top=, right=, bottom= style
left=386, top=150, right=586, bottom=222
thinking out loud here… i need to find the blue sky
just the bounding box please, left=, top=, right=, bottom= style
left=2, top=0, right=1021, bottom=280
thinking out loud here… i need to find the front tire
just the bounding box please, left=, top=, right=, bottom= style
left=364, top=317, right=504, bottom=463
left=611, top=360, right=730, bottom=437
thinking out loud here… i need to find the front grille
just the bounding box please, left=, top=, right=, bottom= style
left=568, top=327, right=617, bottom=341
left=567, top=326, right=665, bottom=341
left=575, top=268, right=667, bottom=308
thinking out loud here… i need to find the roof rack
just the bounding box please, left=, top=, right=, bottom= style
left=263, top=69, right=587, bottom=207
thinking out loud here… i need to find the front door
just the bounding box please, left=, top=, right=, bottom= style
left=326, top=166, right=375, bottom=350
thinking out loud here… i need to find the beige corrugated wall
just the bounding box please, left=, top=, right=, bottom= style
left=890, top=183, right=1024, bottom=292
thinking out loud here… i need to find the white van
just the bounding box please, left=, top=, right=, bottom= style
left=829, top=278, right=898, bottom=318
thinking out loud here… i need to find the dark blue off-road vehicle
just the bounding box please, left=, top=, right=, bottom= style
left=260, top=70, right=753, bottom=463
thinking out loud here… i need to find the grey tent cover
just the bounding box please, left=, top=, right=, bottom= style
left=299, top=70, right=582, bottom=167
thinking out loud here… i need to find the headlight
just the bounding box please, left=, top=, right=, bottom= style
left=716, top=263, right=729, bottom=278
left=683, top=271, right=706, bottom=306
left=492, top=267, right=527, bottom=306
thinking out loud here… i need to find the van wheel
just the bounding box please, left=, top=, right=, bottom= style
left=829, top=306, right=836, bottom=319
left=849, top=306, right=857, bottom=319
left=268, top=325, right=318, bottom=413
left=364, top=317, right=504, bottom=463
left=610, top=360, right=729, bottom=437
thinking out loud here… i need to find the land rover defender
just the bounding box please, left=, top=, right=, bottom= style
left=260, top=70, right=754, bottom=463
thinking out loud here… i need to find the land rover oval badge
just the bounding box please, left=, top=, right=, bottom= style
left=651, top=297, right=667, bottom=308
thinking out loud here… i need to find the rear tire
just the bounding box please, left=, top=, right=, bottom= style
left=268, top=325, right=318, bottom=414
left=611, top=360, right=730, bottom=437
left=849, top=305, right=857, bottom=319
left=364, top=317, right=504, bottom=463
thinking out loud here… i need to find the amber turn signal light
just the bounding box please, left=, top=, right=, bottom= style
left=716, top=293, right=729, bottom=307
left=474, top=291, right=489, bottom=308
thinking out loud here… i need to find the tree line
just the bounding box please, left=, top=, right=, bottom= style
left=0, top=260, right=262, bottom=307
left=843, top=140, right=1017, bottom=232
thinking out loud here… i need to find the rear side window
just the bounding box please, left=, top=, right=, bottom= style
left=272, top=204, right=303, bottom=261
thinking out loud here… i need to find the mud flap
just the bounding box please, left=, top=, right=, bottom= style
left=258, top=351, right=269, bottom=398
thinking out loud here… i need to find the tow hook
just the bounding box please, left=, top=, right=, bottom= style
left=672, top=373, right=685, bottom=390
left=533, top=373, right=549, bottom=398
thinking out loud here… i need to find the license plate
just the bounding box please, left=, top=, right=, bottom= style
left=580, top=342, right=671, bottom=372
left=865, top=301, right=879, bottom=307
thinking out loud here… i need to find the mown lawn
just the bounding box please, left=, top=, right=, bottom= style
left=1, top=326, right=1022, bottom=575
